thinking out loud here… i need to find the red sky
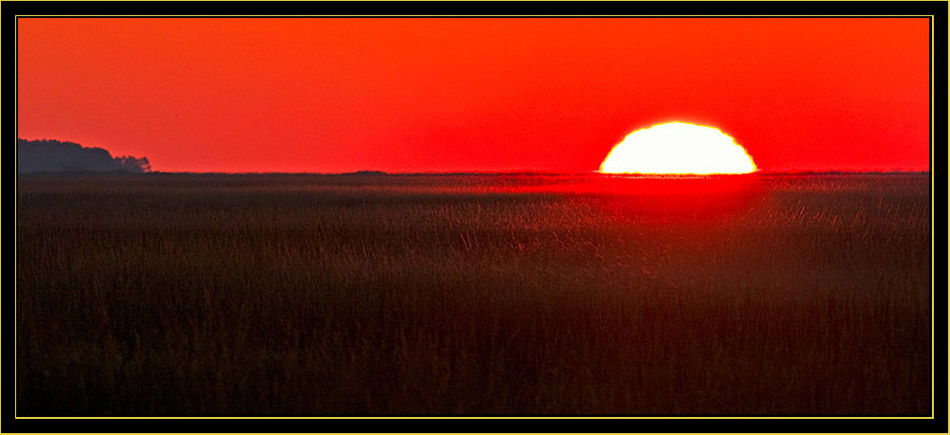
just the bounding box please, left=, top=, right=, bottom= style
left=17, top=17, right=931, bottom=173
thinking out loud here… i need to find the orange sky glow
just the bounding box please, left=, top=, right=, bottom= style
left=17, top=17, right=931, bottom=173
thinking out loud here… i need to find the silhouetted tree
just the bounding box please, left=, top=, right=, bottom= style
left=115, top=156, right=151, bottom=173
left=17, top=138, right=151, bottom=173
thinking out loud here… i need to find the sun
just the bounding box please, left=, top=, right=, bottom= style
left=600, top=122, right=757, bottom=174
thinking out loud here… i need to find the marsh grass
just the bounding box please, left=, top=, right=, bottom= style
left=16, top=173, right=930, bottom=415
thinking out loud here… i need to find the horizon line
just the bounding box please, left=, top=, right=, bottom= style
left=18, top=169, right=932, bottom=176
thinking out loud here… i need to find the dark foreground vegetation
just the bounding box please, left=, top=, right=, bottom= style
left=16, top=173, right=931, bottom=415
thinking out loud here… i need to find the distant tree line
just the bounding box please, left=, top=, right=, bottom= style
left=17, top=138, right=151, bottom=173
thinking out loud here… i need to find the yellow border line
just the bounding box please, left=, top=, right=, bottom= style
left=12, top=14, right=937, bottom=422
left=937, top=10, right=942, bottom=422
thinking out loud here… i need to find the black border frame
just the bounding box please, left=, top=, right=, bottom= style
left=6, top=2, right=946, bottom=433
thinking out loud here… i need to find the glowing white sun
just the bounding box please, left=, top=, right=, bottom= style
left=600, top=122, right=757, bottom=174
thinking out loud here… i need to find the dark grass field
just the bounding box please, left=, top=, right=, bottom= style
left=15, top=172, right=931, bottom=415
